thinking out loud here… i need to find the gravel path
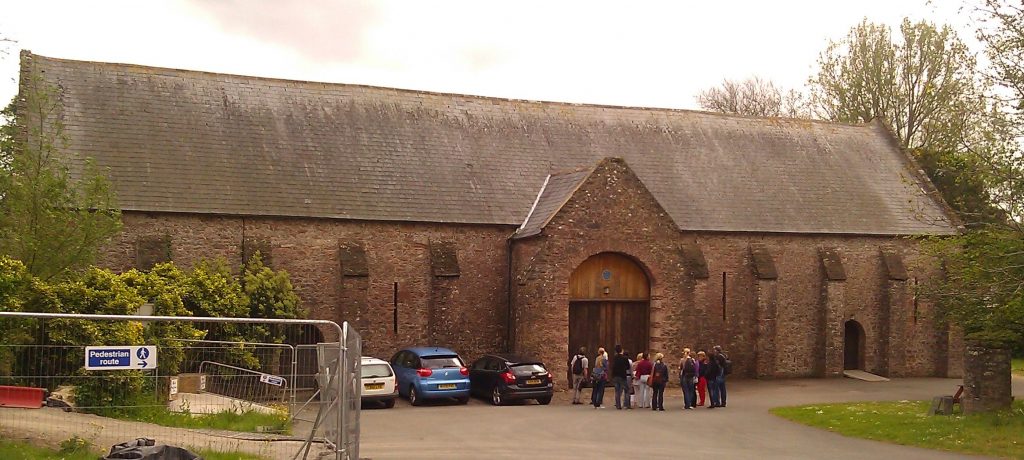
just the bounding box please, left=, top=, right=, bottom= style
left=358, top=376, right=1023, bottom=459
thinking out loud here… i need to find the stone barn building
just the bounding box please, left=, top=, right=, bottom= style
left=17, top=52, right=962, bottom=380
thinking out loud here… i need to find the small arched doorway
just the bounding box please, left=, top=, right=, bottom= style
left=844, top=320, right=865, bottom=370
left=568, top=253, right=650, bottom=370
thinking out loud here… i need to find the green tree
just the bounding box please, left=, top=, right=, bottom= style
left=242, top=253, right=303, bottom=342
left=241, top=253, right=304, bottom=374
left=0, top=71, right=121, bottom=280
left=810, top=18, right=1005, bottom=226
left=924, top=230, right=1024, bottom=348
left=920, top=1, right=1024, bottom=354
left=1, top=100, right=14, bottom=174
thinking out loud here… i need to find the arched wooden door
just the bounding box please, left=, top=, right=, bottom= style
left=568, top=253, right=650, bottom=368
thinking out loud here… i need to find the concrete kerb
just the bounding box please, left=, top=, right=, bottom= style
left=0, top=311, right=350, bottom=460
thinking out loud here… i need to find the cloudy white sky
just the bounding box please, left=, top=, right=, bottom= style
left=0, top=0, right=972, bottom=111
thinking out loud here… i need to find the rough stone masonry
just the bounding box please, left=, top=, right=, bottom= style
left=19, top=51, right=963, bottom=383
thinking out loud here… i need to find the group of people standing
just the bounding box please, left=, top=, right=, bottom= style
left=569, top=344, right=730, bottom=410
left=678, top=346, right=729, bottom=408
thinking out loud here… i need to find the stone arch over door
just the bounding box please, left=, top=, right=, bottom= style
left=568, top=252, right=650, bottom=375
left=844, top=320, right=865, bottom=370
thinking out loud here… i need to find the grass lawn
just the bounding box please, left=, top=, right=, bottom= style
left=111, top=404, right=292, bottom=434
left=772, top=400, right=1024, bottom=459
left=1013, top=357, right=1023, bottom=376
left=0, top=439, right=269, bottom=460
left=0, top=439, right=98, bottom=460
left=194, top=449, right=269, bottom=460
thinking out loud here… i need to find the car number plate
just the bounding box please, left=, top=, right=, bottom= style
left=364, top=382, right=384, bottom=390
left=437, top=383, right=457, bottom=390
left=526, top=379, right=541, bottom=385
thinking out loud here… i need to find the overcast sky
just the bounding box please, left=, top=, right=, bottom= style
left=0, top=0, right=972, bottom=111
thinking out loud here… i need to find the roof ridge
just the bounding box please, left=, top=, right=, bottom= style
left=23, top=50, right=870, bottom=128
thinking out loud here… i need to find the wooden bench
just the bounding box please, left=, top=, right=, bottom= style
left=929, top=384, right=964, bottom=416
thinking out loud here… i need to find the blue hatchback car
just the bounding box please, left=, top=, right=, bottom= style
left=389, top=347, right=471, bottom=406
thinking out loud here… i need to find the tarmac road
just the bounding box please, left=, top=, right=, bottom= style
left=358, top=376, right=1024, bottom=459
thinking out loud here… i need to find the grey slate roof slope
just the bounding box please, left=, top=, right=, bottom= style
left=23, top=52, right=958, bottom=235
left=515, top=168, right=592, bottom=239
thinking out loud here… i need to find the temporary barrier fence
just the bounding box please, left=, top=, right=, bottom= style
left=0, top=311, right=359, bottom=460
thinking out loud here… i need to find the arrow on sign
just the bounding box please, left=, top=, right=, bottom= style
left=138, top=361, right=148, bottom=368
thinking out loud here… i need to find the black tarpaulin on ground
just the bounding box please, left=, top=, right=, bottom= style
left=103, top=438, right=201, bottom=460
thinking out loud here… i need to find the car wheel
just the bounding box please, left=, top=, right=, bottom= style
left=491, top=387, right=503, bottom=406
left=409, top=386, right=421, bottom=406
left=537, top=396, right=552, bottom=405
left=384, top=398, right=396, bottom=409
left=457, top=396, right=469, bottom=405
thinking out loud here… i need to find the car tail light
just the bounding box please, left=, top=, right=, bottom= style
left=501, top=371, right=516, bottom=384
left=417, top=368, right=433, bottom=377
left=546, top=372, right=553, bottom=382
left=460, top=367, right=469, bottom=376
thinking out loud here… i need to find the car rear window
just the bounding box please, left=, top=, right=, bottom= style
left=361, top=364, right=393, bottom=378
left=511, top=363, right=546, bottom=375
left=421, top=355, right=464, bottom=369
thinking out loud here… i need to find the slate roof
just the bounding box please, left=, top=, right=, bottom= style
left=515, top=168, right=591, bottom=239
left=21, top=52, right=958, bottom=235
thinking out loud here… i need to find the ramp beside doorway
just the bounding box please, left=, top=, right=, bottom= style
left=843, top=370, right=890, bottom=382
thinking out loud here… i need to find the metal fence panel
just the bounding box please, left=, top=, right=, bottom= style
left=343, top=323, right=361, bottom=459
left=0, top=312, right=358, bottom=460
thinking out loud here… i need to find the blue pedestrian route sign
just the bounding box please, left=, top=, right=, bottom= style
left=85, top=346, right=158, bottom=370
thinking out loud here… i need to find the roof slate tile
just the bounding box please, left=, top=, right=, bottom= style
left=24, top=53, right=956, bottom=235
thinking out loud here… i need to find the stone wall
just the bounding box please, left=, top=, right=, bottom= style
left=962, top=342, right=1013, bottom=414
left=101, top=197, right=953, bottom=383
left=99, top=212, right=511, bottom=363
left=511, top=159, right=953, bottom=382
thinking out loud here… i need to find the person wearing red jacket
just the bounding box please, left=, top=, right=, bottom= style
left=696, top=350, right=709, bottom=406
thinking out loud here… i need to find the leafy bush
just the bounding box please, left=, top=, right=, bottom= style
left=0, top=255, right=304, bottom=413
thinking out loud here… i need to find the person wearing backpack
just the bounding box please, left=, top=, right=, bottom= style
left=705, top=348, right=722, bottom=408
left=649, top=353, right=669, bottom=411
left=679, top=348, right=698, bottom=409
left=569, top=347, right=589, bottom=405
left=714, top=345, right=730, bottom=408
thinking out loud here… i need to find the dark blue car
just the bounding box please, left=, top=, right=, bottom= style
left=389, top=347, right=471, bottom=406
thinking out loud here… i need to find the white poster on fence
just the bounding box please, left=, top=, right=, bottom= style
left=259, top=373, right=285, bottom=387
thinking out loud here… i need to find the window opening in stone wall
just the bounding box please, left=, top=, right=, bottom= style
left=912, top=277, right=919, bottom=324
left=721, top=272, right=727, bottom=321
left=393, top=282, right=399, bottom=334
